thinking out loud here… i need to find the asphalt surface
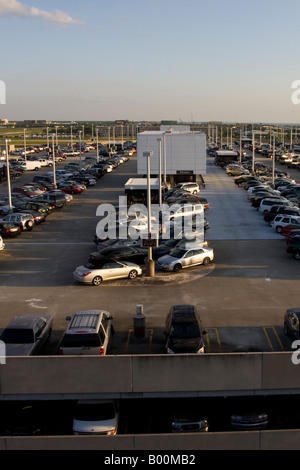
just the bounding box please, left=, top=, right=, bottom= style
left=0, top=151, right=299, bottom=355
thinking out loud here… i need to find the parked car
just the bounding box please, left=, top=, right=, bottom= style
left=73, top=259, right=142, bottom=286
left=0, top=222, right=21, bottom=238
left=281, top=224, right=300, bottom=238
left=17, top=209, right=45, bottom=224
left=13, top=201, right=51, bottom=217
left=284, top=308, right=300, bottom=339
left=34, top=191, right=67, bottom=209
left=90, top=246, right=147, bottom=265
left=263, top=206, right=300, bottom=224
left=257, top=198, right=293, bottom=212
left=0, top=235, right=4, bottom=250
left=164, top=304, right=207, bottom=354
left=270, top=214, right=300, bottom=233
left=286, top=236, right=300, bottom=260
left=171, top=402, right=209, bottom=433
left=0, top=314, right=53, bottom=356
left=72, top=399, right=119, bottom=435
left=4, top=402, right=47, bottom=436
left=59, top=310, right=114, bottom=355
left=156, top=246, right=214, bottom=272
left=173, top=182, right=201, bottom=195
left=59, top=182, right=85, bottom=194
left=0, top=212, right=35, bottom=231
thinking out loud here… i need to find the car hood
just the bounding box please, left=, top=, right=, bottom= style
left=157, top=255, right=177, bottom=264
left=73, top=418, right=116, bottom=434
left=168, top=337, right=203, bottom=353
left=5, top=343, right=35, bottom=356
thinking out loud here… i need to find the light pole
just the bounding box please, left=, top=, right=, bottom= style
left=163, top=133, right=167, bottom=185
left=70, top=126, right=73, bottom=150
left=3, top=139, right=12, bottom=212
left=52, top=134, right=57, bottom=189
left=272, top=134, right=276, bottom=186
left=144, top=151, right=155, bottom=277
left=23, top=129, right=27, bottom=162
left=55, top=126, right=58, bottom=147
left=79, top=131, right=82, bottom=171
left=157, top=138, right=162, bottom=207
left=46, top=127, right=49, bottom=151
left=96, top=127, right=99, bottom=163
left=252, top=130, right=256, bottom=175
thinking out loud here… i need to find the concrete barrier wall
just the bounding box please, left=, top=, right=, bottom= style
left=1, top=352, right=299, bottom=398
left=2, top=430, right=300, bottom=450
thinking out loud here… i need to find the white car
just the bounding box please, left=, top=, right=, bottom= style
left=73, top=260, right=142, bottom=285
left=156, top=246, right=214, bottom=272
left=72, top=399, right=119, bottom=435
left=0, top=235, right=4, bottom=251
left=270, top=214, right=300, bottom=233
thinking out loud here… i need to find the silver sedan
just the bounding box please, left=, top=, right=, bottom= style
left=73, top=260, right=143, bottom=285
left=156, top=247, right=214, bottom=272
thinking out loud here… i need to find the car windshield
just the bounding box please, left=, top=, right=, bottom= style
left=170, top=322, right=201, bottom=339
left=169, top=249, right=186, bottom=259
left=1, top=328, right=34, bottom=343
left=74, top=403, right=115, bottom=421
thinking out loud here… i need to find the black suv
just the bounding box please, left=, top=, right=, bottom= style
left=164, top=305, right=206, bottom=354
left=286, top=236, right=300, bottom=260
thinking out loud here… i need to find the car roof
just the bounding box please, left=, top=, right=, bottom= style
left=6, top=315, right=47, bottom=329
left=170, top=305, right=198, bottom=322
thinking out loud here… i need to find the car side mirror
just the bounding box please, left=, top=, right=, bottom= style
left=202, top=329, right=208, bottom=335
left=65, top=316, right=71, bottom=321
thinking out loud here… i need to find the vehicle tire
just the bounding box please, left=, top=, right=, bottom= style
left=294, top=252, right=300, bottom=260
left=193, top=190, right=198, bottom=195
left=92, top=276, right=102, bottom=286
left=34, top=167, right=39, bottom=171
left=26, top=220, right=34, bottom=231
left=203, top=257, right=211, bottom=266
left=128, top=270, right=138, bottom=279
left=173, top=263, right=182, bottom=272
left=276, top=226, right=282, bottom=233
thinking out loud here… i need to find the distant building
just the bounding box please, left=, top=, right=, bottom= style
left=0, top=119, right=8, bottom=125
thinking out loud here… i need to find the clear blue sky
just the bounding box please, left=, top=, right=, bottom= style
left=1, top=0, right=300, bottom=123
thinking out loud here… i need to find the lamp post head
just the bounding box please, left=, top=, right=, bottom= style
left=143, top=151, right=153, bottom=158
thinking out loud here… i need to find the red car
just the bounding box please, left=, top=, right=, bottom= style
left=280, top=225, right=300, bottom=237
left=59, top=182, right=85, bottom=194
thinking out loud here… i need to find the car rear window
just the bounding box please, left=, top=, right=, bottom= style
left=61, top=333, right=101, bottom=348
left=1, top=328, right=34, bottom=343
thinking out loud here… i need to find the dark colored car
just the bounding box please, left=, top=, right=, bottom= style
left=263, top=206, right=300, bottom=224
left=164, top=304, right=207, bottom=354
left=0, top=314, right=53, bottom=356
left=0, top=222, right=21, bottom=238
left=35, top=191, right=66, bottom=209
left=17, top=209, right=45, bottom=224
left=284, top=308, right=300, bottom=339
left=4, top=402, right=47, bottom=436
left=13, top=201, right=50, bottom=217
left=89, top=245, right=147, bottom=265
left=286, top=236, right=300, bottom=260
